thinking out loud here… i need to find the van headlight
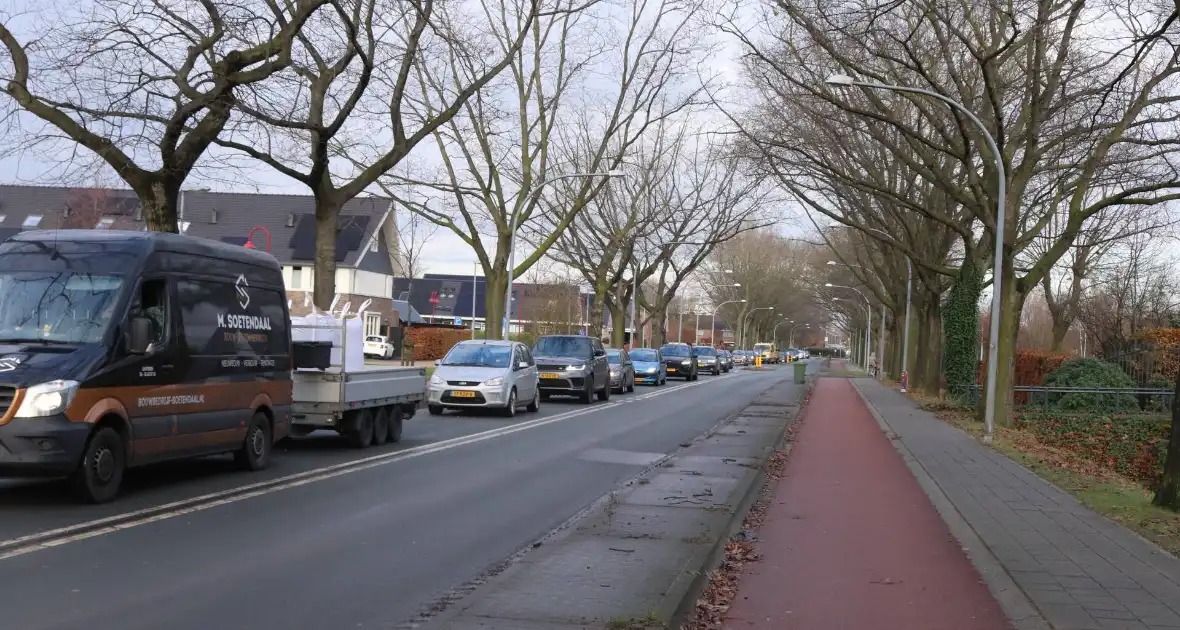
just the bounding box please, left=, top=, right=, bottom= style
left=15, top=380, right=80, bottom=418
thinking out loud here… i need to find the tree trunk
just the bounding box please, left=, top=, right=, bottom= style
left=943, top=261, right=983, bottom=401
left=1152, top=354, right=1180, bottom=510
left=312, top=197, right=342, bottom=311
left=917, top=298, right=943, bottom=397
left=651, top=305, right=669, bottom=347
left=609, top=302, right=626, bottom=347
left=985, top=278, right=1026, bottom=427
left=1050, top=316, right=1072, bottom=352
left=589, top=288, right=607, bottom=340
left=483, top=271, right=508, bottom=340
left=137, top=178, right=181, bottom=233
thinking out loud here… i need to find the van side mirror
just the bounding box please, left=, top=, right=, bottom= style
left=126, top=317, right=152, bottom=354
left=594, top=348, right=605, bottom=357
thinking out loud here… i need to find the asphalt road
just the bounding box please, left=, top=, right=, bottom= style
left=0, top=362, right=812, bottom=630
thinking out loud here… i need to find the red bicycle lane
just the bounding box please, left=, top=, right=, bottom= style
left=723, top=376, right=1013, bottom=630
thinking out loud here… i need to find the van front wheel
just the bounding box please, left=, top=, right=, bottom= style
left=70, top=427, right=126, bottom=504
left=234, top=412, right=272, bottom=471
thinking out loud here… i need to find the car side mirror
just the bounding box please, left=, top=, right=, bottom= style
left=126, top=316, right=152, bottom=354
left=594, top=349, right=605, bottom=357
left=517, top=360, right=529, bottom=369
left=434, top=359, right=441, bottom=366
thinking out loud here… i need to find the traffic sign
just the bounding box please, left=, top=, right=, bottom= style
left=453, top=317, right=463, bottom=326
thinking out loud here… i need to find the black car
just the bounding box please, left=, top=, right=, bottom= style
left=532, top=335, right=611, bottom=403
left=695, top=346, right=721, bottom=375
left=606, top=348, right=636, bottom=393
left=718, top=349, right=733, bottom=372
left=659, top=342, right=697, bottom=380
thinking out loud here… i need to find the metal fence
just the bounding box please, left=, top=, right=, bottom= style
left=963, top=385, right=1174, bottom=413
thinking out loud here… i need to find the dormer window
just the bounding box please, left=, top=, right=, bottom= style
left=95, top=217, right=115, bottom=229
left=22, top=215, right=42, bottom=228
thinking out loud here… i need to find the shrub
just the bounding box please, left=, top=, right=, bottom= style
left=1015, top=412, right=1170, bottom=484
left=978, top=350, right=1070, bottom=404
left=406, top=327, right=471, bottom=360
left=1044, top=357, right=1139, bottom=412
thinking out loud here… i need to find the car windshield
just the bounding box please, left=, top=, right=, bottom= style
left=630, top=348, right=658, bottom=362
left=441, top=344, right=512, bottom=368
left=696, top=347, right=716, bottom=356
left=533, top=336, right=591, bottom=357
left=661, top=344, right=690, bottom=357
left=754, top=344, right=772, bottom=352
left=0, top=271, right=125, bottom=344
left=606, top=349, right=622, bottom=363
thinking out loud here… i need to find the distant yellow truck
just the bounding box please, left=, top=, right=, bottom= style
left=754, top=342, right=777, bottom=364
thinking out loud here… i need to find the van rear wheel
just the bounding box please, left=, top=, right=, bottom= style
left=234, top=412, right=272, bottom=471
left=372, top=407, right=390, bottom=446
left=346, top=409, right=375, bottom=449
left=70, top=427, right=125, bottom=504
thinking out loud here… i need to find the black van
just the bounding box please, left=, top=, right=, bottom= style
left=0, top=230, right=292, bottom=502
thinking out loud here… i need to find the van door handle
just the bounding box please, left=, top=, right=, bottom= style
left=160, top=364, right=175, bottom=370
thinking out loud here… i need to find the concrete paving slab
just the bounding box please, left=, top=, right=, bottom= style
left=740, top=405, right=795, bottom=416
left=619, top=473, right=742, bottom=509
left=660, top=455, right=760, bottom=479
left=711, top=425, right=781, bottom=441
left=463, top=536, right=690, bottom=624
left=688, top=442, right=773, bottom=459
left=573, top=503, right=730, bottom=542
left=730, top=413, right=791, bottom=427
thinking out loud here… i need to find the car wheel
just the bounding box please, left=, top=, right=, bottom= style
left=580, top=381, right=593, bottom=404
left=527, top=388, right=540, bottom=412
left=503, top=389, right=517, bottom=418
left=428, top=404, right=444, bottom=416
left=597, top=379, right=611, bottom=401
left=372, top=407, right=390, bottom=446
left=70, top=426, right=126, bottom=504
left=234, top=412, right=273, bottom=470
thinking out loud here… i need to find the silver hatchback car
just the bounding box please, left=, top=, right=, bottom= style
left=427, top=340, right=540, bottom=417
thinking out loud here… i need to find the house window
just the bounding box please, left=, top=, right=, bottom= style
left=95, top=217, right=115, bottom=229
left=364, top=312, right=381, bottom=337
left=290, top=266, right=303, bottom=290
left=0, top=214, right=7, bottom=224
left=22, top=215, right=41, bottom=228
left=369, top=235, right=379, bottom=253
left=180, top=221, right=191, bottom=233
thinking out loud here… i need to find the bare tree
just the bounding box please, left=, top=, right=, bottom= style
left=386, top=0, right=710, bottom=339
left=0, top=0, right=331, bottom=231
left=214, top=0, right=540, bottom=308
left=395, top=209, right=438, bottom=280
left=727, top=0, right=1180, bottom=423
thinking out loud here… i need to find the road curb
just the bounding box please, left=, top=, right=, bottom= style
left=664, top=376, right=813, bottom=629
left=849, top=380, right=1051, bottom=630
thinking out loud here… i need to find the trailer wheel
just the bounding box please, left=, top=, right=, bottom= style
left=346, top=409, right=375, bottom=449
left=386, top=406, right=404, bottom=443
left=372, top=407, right=390, bottom=446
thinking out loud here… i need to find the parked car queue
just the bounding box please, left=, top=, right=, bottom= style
left=425, top=336, right=740, bottom=417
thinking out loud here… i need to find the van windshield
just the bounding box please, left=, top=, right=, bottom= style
left=0, top=271, right=125, bottom=344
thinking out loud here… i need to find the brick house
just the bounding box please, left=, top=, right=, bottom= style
left=0, top=185, right=402, bottom=337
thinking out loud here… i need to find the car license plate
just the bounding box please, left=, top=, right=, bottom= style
left=450, top=390, right=477, bottom=398
left=667, top=367, right=677, bottom=372
left=540, top=372, right=561, bottom=379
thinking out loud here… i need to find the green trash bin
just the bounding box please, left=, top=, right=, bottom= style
left=793, top=361, right=806, bottom=384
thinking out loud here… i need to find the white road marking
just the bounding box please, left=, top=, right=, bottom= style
left=0, top=371, right=753, bottom=560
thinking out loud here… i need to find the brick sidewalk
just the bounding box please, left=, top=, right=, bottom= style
left=853, top=377, right=1180, bottom=630
left=723, top=377, right=1011, bottom=630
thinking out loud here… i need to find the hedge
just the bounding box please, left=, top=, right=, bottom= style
left=1015, top=412, right=1170, bottom=485
left=405, top=327, right=472, bottom=360
left=1043, top=357, right=1139, bottom=412
left=978, top=350, right=1071, bottom=404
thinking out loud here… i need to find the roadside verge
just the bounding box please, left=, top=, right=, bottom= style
left=415, top=373, right=810, bottom=630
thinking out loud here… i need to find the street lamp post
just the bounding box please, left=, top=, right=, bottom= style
left=713, top=299, right=747, bottom=348
left=771, top=317, right=790, bottom=345
left=827, top=260, right=888, bottom=382
left=741, top=306, right=775, bottom=349
left=504, top=171, right=625, bottom=339
left=825, top=73, right=1004, bottom=437
left=827, top=283, right=871, bottom=369
left=788, top=322, right=810, bottom=348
